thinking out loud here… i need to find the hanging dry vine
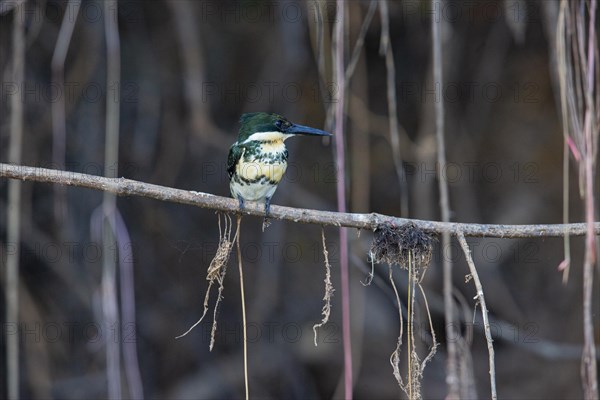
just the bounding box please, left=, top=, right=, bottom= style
left=176, top=212, right=237, bottom=349
left=235, top=215, right=249, bottom=400
left=313, top=227, right=335, bottom=346
left=370, top=222, right=438, bottom=399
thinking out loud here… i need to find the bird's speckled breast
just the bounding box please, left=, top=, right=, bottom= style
left=235, top=140, right=288, bottom=184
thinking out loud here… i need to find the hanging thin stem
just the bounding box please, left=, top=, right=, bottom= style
left=236, top=216, right=249, bottom=400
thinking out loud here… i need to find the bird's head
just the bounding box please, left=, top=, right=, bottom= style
left=236, top=112, right=331, bottom=143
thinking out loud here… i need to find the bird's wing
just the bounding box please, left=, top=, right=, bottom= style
left=227, top=144, right=244, bottom=178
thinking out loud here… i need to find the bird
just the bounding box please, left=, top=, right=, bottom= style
left=227, top=112, right=331, bottom=224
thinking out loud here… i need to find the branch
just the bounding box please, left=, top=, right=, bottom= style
left=457, top=232, right=497, bottom=400
left=2, top=163, right=600, bottom=238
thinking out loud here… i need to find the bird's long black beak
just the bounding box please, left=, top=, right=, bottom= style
left=287, top=123, right=332, bottom=137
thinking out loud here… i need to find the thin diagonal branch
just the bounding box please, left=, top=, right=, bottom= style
left=457, top=232, right=497, bottom=400
left=2, top=164, right=600, bottom=238
left=345, top=0, right=377, bottom=83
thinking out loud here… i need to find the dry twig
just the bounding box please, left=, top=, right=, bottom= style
left=457, top=232, right=497, bottom=400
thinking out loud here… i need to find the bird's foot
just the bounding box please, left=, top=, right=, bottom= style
left=237, top=196, right=245, bottom=213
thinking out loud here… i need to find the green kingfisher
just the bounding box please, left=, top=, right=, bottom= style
left=227, top=112, right=331, bottom=219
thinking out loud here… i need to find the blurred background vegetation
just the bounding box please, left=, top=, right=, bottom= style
left=1, top=0, right=598, bottom=398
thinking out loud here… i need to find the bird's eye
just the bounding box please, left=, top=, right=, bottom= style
left=275, top=120, right=284, bottom=129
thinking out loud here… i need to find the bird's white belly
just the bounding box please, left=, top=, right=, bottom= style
left=230, top=179, right=279, bottom=203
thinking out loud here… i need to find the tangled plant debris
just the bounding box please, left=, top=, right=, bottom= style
left=370, top=222, right=434, bottom=270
